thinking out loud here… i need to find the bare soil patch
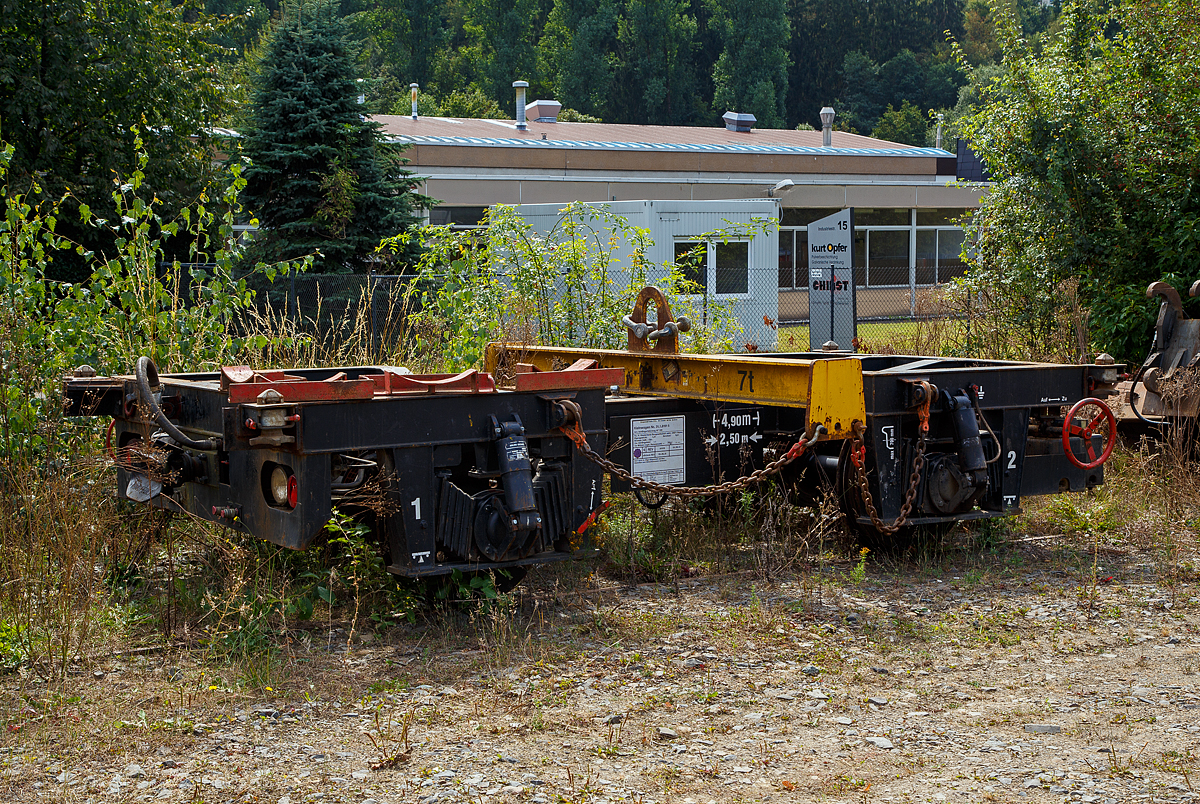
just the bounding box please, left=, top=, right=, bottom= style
left=2, top=534, right=1198, bottom=804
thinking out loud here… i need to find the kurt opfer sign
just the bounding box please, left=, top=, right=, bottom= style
left=807, top=208, right=856, bottom=352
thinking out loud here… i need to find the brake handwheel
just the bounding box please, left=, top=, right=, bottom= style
left=1062, top=398, right=1117, bottom=470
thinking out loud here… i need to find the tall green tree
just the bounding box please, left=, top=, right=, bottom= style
left=962, top=0, right=1200, bottom=363
left=539, top=0, right=620, bottom=120
left=616, top=0, right=702, bottom=125
left=871, top=100, right=929, bottom=144
left=0, top=0, right=229, bottom=278
left=709, top=0, right=790, bottom=128
left=461, top=0, right=543, bottom=112
left=361, top=0, right=445, bottom=93
left=241, top=2, right=427, bottom=272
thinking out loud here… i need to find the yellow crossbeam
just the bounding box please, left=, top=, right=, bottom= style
left=485, top=343, right=866, bottom=440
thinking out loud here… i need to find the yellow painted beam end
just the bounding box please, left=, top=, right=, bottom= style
left=807, top=358, right=866, bottom=441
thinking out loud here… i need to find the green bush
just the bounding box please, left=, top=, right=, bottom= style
left=388, top=203, right=758, bottom=371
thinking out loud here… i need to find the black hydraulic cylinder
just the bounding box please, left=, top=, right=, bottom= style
left=946, top=392, right=987, bottom=473
left=494, top=416, right=541, bottom=533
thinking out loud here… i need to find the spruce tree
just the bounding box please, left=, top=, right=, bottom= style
left=242, top=2, right=424, bottom=272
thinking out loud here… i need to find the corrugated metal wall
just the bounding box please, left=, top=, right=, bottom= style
left=517, top=200, right=780, bottom=351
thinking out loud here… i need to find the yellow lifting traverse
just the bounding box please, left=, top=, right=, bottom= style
left=484, top=285, right=1119, bottom=540
left=484, top=287, right=867, bottom=441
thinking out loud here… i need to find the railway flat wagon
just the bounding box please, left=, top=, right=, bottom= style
left=64, top=287, right=1123, bottom=584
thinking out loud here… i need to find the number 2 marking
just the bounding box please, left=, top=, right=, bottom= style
left=738, top=370, right=754, bottom=393
left=1007, top=451, right=1017, bottom=470
left=411, top=497, right=421, bottom=520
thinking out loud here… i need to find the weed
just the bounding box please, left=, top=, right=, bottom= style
left=849, top=547, right=870, bottom=585
left=367, top=707, right=414, bottom=769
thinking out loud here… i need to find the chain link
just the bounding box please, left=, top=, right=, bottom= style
left=556, top=385, right=931, bottom=528
left=556, top=401, right=817, bottom=500
left=848, top=381, right=934, bottom=535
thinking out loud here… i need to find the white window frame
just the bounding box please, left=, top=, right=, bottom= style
left=672, top=238, right=753, bottom=299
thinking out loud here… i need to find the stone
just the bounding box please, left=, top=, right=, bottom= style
left=807, top=689, right=830, bottom=700
left=801, top=665, right=820, bottom=676
left=867, top=697, right=888, bottom=706
left=1023, top=724, right=1061, bottom=734
left=656, top=727, right=679, bottom=740
left=864, top=737, right=893, bottom=749
left=605, top=714, right=623, bottom=725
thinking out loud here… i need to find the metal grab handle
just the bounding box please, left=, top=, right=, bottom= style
left=625, top=315, right=692, bottom=341
left=647, top=317, right=692, bottom=341
left=622, top=315, right=649, bottom=340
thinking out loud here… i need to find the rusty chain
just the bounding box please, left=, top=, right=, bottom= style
left=848, top=380, right=934, bottom=535
left=556, top=400, right=820, bottom=500
left=558, top=381, right=932, bottom=528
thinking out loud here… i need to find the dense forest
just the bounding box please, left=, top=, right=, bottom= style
left=209, top=0, right=1062, bottom=140
left=0, top=0, right=1065, bottom=276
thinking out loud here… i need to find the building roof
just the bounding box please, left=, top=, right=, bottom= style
left=372, top=115, right=948, bottom=158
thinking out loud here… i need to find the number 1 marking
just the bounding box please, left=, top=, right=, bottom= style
left=411, top=497, right=421, bottom=520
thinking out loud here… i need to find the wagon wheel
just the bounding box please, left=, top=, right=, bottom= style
left=1062, top=398, right=1117, bottom=470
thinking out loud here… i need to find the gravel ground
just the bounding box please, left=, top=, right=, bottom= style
left=2, top=540, right=1198, bottom=804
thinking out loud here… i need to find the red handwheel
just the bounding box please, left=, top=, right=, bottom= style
left=1062, top=398, right=1117, bottom=469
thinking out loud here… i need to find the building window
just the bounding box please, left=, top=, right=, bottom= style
left=779, top=230, right=810, bottom=290
left=428, top=206, right=488, bottom=228
left=916, top=208, right=970, bottom=226
left=916, top=228, right=967, bottom=283
left=780, top=208, right=841, bottom=227
left=715, top=242, right=748, bottom=294
left=778, top=230, right=794, bottom=289
left=673, top=241, right=706, bottom=290
left=866, top=229, right=911, bottom=287
left=854, top=208, right=910, bottom=226
left=674, top=239, right=750, bottom=296
left=938, top=229, right=967, bottom=280
left=780, top=207, right=972, bottom=292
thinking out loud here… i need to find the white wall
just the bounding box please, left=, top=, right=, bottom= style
left=513, top=200, right=779, bottom=350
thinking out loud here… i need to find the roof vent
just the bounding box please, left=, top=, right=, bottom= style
left=526, top=99, right=561, bottom=123
left=722, top=111, right=756, bottom=133
left=513, top=81, right=529, bottom=130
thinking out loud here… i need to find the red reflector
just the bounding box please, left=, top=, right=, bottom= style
left=287, top=474, right=298, bottom=509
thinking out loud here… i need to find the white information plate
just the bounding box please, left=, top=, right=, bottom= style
left=630, top=415, right=686, bottom=485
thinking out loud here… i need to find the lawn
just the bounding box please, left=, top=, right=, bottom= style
left=774, top=318, right=962, bottom=354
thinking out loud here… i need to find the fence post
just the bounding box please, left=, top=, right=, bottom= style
left=289, top=266, right=297, bottom=322
left=369, top=269, right=378, bottom=357
left=966, top=287, right=972, bottom=351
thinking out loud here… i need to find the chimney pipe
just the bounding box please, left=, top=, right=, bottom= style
left=410, top=83, right=419, bottom=120
left=935, top=112, right=944, bottom=149
left=513, top=81, right=529, bottom=130
left=820, top=106, right=835, bottom=147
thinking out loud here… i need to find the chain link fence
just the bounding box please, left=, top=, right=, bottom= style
left=235, top=271, right=424, bottom=360
left=229, top=268, right=971, bottom=359
left=771, top=272, right=970, bottom=355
